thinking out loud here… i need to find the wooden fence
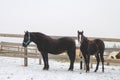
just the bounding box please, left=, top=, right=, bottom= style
left=0, top=33, right=120, bottom=67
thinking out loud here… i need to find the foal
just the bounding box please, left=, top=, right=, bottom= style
left=78, top=31, right=105, bottom=72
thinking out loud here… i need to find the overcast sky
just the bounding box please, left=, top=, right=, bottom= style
left=0, top=0, right=120, bottom=38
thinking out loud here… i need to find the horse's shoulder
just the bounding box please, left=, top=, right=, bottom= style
left=36, top=32, right=53, bottom=40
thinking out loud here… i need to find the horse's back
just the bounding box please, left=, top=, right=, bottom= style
left=94, top=39, right=104, bottom=47
left=58, top=37, right=75, bottom=43
left=57, top=37, right=76, bottom=49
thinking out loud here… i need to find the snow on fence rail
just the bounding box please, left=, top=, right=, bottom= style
left=0, top=33, right=120, bottom=66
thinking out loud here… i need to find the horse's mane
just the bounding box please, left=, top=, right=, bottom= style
left=31, top=32, right=52, bottom=40
left=31, top=32, right=46, bottom=37
left=81, top=35, right=88, bottom=44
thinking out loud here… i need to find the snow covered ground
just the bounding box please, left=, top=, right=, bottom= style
left=0, top=56, right=120, bottom=80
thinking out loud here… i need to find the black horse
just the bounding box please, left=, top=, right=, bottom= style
left=22, top=31, right=76, bottom=71
left=78, top=31, right=105, bottom=72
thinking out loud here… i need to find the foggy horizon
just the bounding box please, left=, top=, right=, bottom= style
left=0, top=0, right=120, bottom=38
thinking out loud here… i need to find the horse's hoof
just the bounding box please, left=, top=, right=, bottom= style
left=86, top=71, right=89, bottom=73
left=86, top=69, right=90, bottom=73
left=94, top=70, right=97, bottom=72
left=68, top=68, right=73, bottom=71
left=102, top=70, right=104, bottom=73
left=43, top=68, right=48, bottom=70
left=43, top=67, right=49, bottom=70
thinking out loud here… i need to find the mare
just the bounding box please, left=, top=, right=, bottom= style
left=22, top=31, right=76, bottom=71
left=78, top=31, right=105, bottom=72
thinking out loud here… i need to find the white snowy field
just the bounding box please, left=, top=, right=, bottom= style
left=0, top=57, right=120, bottom=80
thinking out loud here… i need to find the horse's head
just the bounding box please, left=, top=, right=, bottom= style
left=78, top=30, right=88, bottom=44
left=77, top=30, right=84, bottom=43
left=22, top=31, right=31, bottom=47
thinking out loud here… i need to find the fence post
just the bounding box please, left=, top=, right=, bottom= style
left=0, top=45, right=2, bottom=51
left=24, top=47, right=28, bottom=66
left=0, top=42, right=2, bottom=51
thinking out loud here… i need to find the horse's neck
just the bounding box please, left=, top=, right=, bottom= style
left=31, top=33, right=53, bottom=46
left=81, top=40, right=88, bottom=45
left=31, top=33, right=43, bottom=45
left=81, top=36, right=88, bottom=46
left=80, top=36, right=89, bottom=53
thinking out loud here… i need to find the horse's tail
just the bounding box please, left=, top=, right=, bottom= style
left=95, top=39, right=105, bottom=53
left=95, top=39, right=105, bottom=72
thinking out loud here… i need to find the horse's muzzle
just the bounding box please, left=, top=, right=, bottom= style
left=22, top=43, right=27, bottom=47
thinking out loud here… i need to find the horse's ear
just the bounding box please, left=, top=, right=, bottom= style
left=77, top=30, right=80, bottom=42
left=82, top=30, right=84, bottom=33
left=82, top=30, right=84, bottom=34
left=25, top=31, right=29, bottom=33
left=24, top=31, right=29, bottom=34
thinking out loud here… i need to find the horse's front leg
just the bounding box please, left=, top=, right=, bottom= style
left=86, top=54, right=90, bottom=72
left=82, top=53, right=89, bottom=72
left=41, top=52, right=49, bottom=70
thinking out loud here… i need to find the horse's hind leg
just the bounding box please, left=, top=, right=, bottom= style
left=94, top=53, right=100, bottom=72
left=67, top=48, right=76, bottom=71
left=86, top=54, right=90, bottom=72
left=100, top=52, right=104, bottom=72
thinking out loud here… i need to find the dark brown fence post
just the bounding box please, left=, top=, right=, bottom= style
left=0, top=45, right=2, bottom=51
left=24, top=47, right=28, bottom=66
left=0, top=42, right=3, bottom=51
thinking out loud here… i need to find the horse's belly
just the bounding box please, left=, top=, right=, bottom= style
left=90, top=52, right=95, bottom=55
left=43, top=43, right=68, bottom=54
left=48, top=48, right=66, bottom=54
left=89, top=48, right=98, bottom=55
